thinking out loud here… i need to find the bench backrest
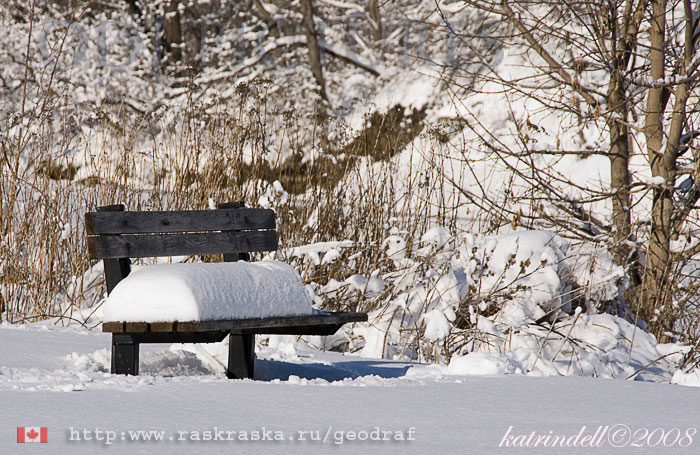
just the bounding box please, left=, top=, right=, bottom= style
left=85, top=202, right=277, bottom=293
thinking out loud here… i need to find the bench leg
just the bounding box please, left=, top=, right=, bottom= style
left=227, top=334, right=255, bottom=379
left=112, top=334, right=139, bottom=375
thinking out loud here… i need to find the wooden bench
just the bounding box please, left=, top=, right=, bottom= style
left=85, top=202, right=367, bottom=379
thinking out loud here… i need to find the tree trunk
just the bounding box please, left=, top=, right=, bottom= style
left=124, top=0, right=141, bottom=17
left=164, top=0, right=183, bottom=64
left=300, top=0, right=328, bottom=102
left=607, top=0, right=648, bottom=293
left=642, top=0, right=674, bottom=340
left=607, top=77, right=633, bottom=268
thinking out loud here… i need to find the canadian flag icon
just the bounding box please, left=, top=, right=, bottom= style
left=17, top=427, right=48, bottom=443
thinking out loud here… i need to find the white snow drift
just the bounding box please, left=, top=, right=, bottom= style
left=102, top=261, right=312, bottom=322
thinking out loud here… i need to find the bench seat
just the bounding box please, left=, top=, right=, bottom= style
left=102, top=311, right=367, bottom=335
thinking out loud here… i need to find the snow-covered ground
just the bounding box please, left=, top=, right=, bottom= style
left=2, top=322, right=700, bottom=454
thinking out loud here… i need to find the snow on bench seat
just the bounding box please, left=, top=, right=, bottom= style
left=102, top=260, right=312, bottom=323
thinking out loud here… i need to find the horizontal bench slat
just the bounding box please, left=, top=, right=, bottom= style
left=192, top=312, right=367, bottom=332
left=87, top=230, right=277, bottom=258
left=150, top=322, right=175, bottom=332
left=125, top=322, right=148, bottom=332
left=103, top=322, right=125, bottom=332
left=102, top=312, right=368, bottom=334
left=85, top=208, right=275, bottom=235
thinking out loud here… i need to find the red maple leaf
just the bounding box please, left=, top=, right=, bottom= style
left=26, top=429, right=39, bottom=440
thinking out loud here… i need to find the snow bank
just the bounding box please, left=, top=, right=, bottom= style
left=671, top=368, right=700, bottom=387
left=102, top=261, right=312, bottom=322
left=447, top=352, right=515, bottom=376
left=304, top=227, right=689, bottom=382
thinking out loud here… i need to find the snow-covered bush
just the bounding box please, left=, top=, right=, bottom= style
left=257, top=220, right=690, bottom=381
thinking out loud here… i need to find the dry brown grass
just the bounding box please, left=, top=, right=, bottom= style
left=0, top=80, right=449, bottom=324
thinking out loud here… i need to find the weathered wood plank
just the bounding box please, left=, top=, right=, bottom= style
left=87, top=230, right=278, bottom=259
left=125, top=322, right=148, bottom=332
left=111, top=334, right=139, bottom=375
left=102, top=322, right=124, bottom=332
left=95, top=204, right=132, bottom=294
left=234, top=323, right=345, bottom=336
left=223, top=252, right=250, bottom=262
left=85, top=208, right=275, bottom=235
left=218, top=201, right=246, bottom=209
left=103, top=257, right=131, bottom=294
left=219, top=202, right=251, bottom=263
left=227, top=334, right=255, bottom=379
left=150, top=322, right=174, bottom=332
left=176, top=321, right=199, bottom=332
left=195, top=312, right=368, bottom=332
left=107, top=312, right=367, bottom=334
left=97, top=204, right=125, bottom=213
left=113, top=331, right=229, bottom=344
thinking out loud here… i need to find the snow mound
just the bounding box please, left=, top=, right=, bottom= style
left=102, top=261, right=312, bottom=322
left=466, top=230, right=571, bottom=315
left=671, top=368, right=700, bottom=387
left=447, top=352, right=515, bottom=376
left=307, top=227, right=690, bottom=383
